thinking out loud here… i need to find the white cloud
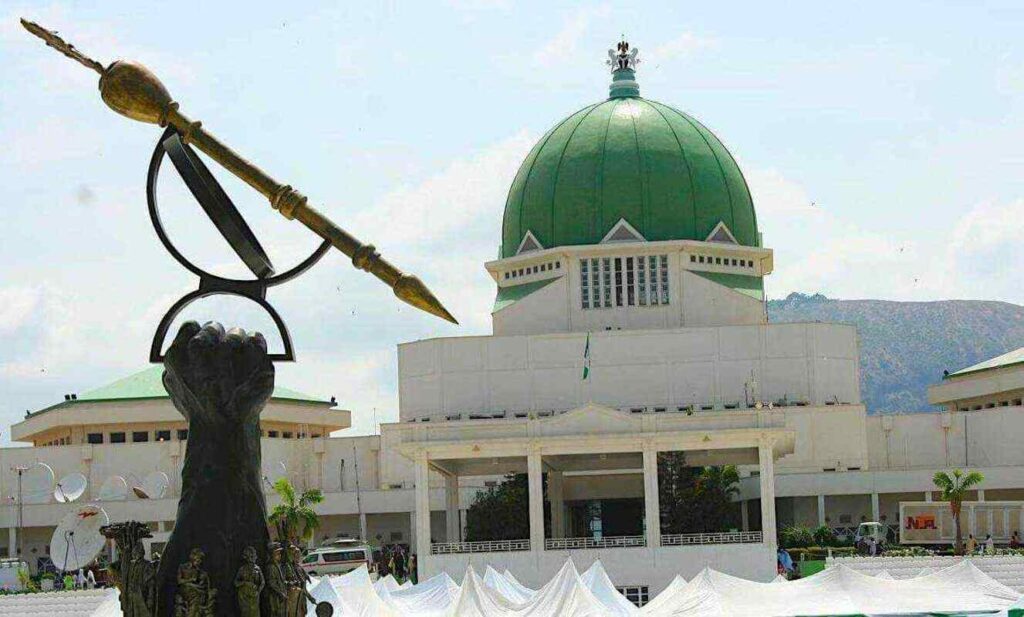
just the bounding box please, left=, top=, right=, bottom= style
left=652, top=31, right=719, bottom=62
left=752, top=168, right=1022, bottom=304
left=532, top=4, right=610, bottom=66
left=0, top=286, right=40, bottom=334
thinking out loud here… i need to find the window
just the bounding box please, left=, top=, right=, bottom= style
left=87, top=433, right=103, bottom=445
left=731, top=259, right=738, bottom=266
left=282, top=431, right=293, bottom=439
left=626, top=257, right=635, bottom=306
left=614, top=257, right=623, bottom=306
left=715, top=257, right=721, bottom=265
left=504, top=272, right=509, bottom=279
left=690, top=254, right=696, bottom=262
left=659, top=256, right=669, bottom=304
left=302, top=554, right=319, bottom=564
left=268, top=430, right=279, bottom=438
left=177, top=429, right=189, bottom=441
left=638, top=257, right=647, bottom=306
left=579, top=254, right=670, bottom=310
left=555, top=261, right=561, bottom=269
left=580, top=260, right=590, bottom=309
left=323, top=550, right=367, bottom=563
left=617, top=586, right=650, bottom=607
left=110, top=432, right=126, bottom=444
left=601, top=258, right=612, bottom=308
left=132, top=431, right=149, bottom=443
left=156, top=430, right=171, bottom=442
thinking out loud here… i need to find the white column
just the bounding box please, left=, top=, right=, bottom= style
left=415, top=453, right=431, bottom=560
left=549, top=471, right=565, bottom=538
left=643, top=446, right=661, bottom=547
left=359, top=512, right=368, bottom=542
left=527, top=449, right=544, bottom=551
left=977, top=489, right=986, bottom=502
left=925, top=491, right=933, bottom=502
left=759, top=438, right=778, bottom=550
left=409, top=510, right=416, bottom=549
left=445, top=474, right=460, bottom=542
left=871, top=493, right=880, bottom=521
left=817, top=494, right=826, bottom=527
left=741, top=501, right=750, bottom=531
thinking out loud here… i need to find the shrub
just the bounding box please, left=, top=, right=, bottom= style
left=813, top=525, right=836, bottom=547
left=781, top=525, right=815, bottom=549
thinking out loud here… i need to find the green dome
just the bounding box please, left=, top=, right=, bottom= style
left=501, top=89, right=758, bottom=258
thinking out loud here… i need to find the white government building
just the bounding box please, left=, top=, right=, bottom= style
left=5, top=47, right=1024, bottom=597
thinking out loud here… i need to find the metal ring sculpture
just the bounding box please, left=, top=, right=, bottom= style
left=146, top=126, right=330, bottom=362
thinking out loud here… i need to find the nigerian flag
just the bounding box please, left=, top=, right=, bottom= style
left=582, top=332, right=591, bottom=380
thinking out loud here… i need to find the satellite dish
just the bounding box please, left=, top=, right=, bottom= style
left=50, top=504, right=109, bottom=572
left=139, top=471, right=169, bottom=500
left=21, top=463, right=55, bottom=504
left=54, top=472, right=88, bottom=503
left=97, top=476, right=129, bottom=501
left=262, top=461, right=287, bottom=488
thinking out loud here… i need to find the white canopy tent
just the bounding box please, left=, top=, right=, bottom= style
left=305, top=559, right=1020, bottom=617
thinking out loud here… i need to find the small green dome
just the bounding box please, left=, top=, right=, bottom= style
left=501, top=83, right=758, bottom=258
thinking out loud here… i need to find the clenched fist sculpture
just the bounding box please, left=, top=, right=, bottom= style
left=156, top=321, right=275, bottom=617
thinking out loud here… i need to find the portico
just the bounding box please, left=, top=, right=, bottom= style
left=390, top=403, right=792, bottom=589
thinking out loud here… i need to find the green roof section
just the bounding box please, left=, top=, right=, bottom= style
left=77, top=366, right=332, bottom=405
left=947, top=346, right=1024, bottom=379
left=493, top=278, right=558, bottom=313
left=691, top=271, right=765, bottom=301
left=500, top=92, right=757, bottom=259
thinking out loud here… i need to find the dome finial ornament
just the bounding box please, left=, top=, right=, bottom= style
left=607, top=38, right=640, bottom=98
left=607, top=38, right=639, bottom=73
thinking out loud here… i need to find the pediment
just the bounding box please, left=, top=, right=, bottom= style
left=516, top=230, right=544, bottom=255
left=600, top=219, right=646, bottom=244
left=535, top=403, right=641, bottom=437
left=705, top=221, right=738, bottom=244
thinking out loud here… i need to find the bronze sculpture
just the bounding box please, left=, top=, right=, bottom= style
left=175, top=548, right=216, bottom=617
left=103, top=522, right=157, bottom=617
left=284, top=542, right=315, bottom=617
left=19, top=18, right=456, bottom=327
left=264, top=543, right=288, bottom=617
left=234, top=546, right=264, bottom=617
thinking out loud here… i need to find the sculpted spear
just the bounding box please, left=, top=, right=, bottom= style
left=20, top=18, right=457, bottom=325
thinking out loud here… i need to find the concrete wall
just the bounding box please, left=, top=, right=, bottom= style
left=866, top=406, right=1024, bottom=471
left=424, top=543, right=775, bottom=593
left=398, top=323, right=860, bottom=421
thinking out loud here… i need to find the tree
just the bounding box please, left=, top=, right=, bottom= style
left=268, top=477, right=324, bottom=544
left=659, top=453, right=741, bottom=534
left=933, top=469, right=984, bottom=555
left=464, top=474, right=535, bottom=542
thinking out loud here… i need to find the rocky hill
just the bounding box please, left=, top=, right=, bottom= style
left=767, top=293, right=1024, bottom=413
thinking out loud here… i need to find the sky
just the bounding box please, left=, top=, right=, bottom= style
left=2, top=1, right=1023, bottom=441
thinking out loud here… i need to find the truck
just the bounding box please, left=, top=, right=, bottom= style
left=899, top=500, right=1024, bottom=546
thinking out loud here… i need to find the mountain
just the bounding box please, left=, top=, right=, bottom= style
left=767, top=293, right=1024, bottom=413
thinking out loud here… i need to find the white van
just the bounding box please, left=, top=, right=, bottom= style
left=299, top=539, right=376, bottom=578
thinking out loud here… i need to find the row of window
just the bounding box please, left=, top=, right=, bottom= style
left=690, top=253, right=755, bottom=269
left=87, top=430, right=185, bottom=444
left=84, top=428, right=321, bottom=445
left=580, top=255, right=669, bottom=310
left=958, top=398, right=1023, bottom=411
left=504, top=260, right=561, bottom=280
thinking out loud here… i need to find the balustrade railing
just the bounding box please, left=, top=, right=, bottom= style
left=544, top=536, right=647, bottom=550
left=660, top=531, right=763, bottom=546
left=430, top=539, right=531, bottom=554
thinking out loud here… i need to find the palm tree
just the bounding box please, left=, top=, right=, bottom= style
left=268, top=477, right=324, bottom=544
left=933, top=469, right=984, bottom=555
